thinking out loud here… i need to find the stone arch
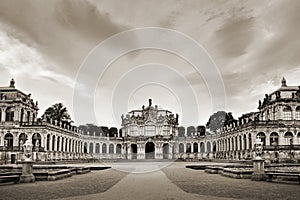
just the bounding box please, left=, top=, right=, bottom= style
left=32, top=133, right=42, bottom=149
left=82, top=142, right=87, bottom=153
left=200, top=142, right=205, bottom=152
left=163, top=143, right=169, bottom=159
left=102, top=143, right=107, bottom=154
left=284, top=132, right=293, bottom=145
left=187, top=126, right=195, bottom=137
left=179, top=143, right=184, bottom=153
left=283, top=105, right=292, bottom=120
left=206, top=141, right=211, bottom=152
left=193, top=142, right=198, bottom=153
left=178, top=127, right=185, bottom=137
left=212, top=141, right=216, bottom=152
left=18, top=133, right=27, bottom=148
left=95, top=143, right=100, bottom=153
left=186, top=143, right=191, bottom=153
left=5, top=107, right=14, bottom=122
left=89, top=143, right=94, bottom=154
left=116, top=144, right=122, bottom=154
left=257, top=132, right=266, bottom=146
left=270, top=132, right=279, bottom=146
left=109, top=144, right=114, bottom=154
left=4, top=133, right=13, bottom=148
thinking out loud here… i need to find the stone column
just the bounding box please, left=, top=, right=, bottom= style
left=1, top=107, right=6, bottom=122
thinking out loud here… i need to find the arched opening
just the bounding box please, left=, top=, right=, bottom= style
left=186, top=143, right=191, bottom=153
left=116, top=144, right=122, bottom=154
left=89, top=143, right=94, bottom=154
left=46, top=134, right=50, bottom=151
left=95, top=143, right=100, bottom=153
left=179, top=143, right=184, bottom=153
left=296, top=106, right=300, bottom=120
left=163, top=143, right=169, bottom=159
left=206, top=142, right=211, bottom=153
left=52, top=135, right=55, bottom=151
left=145, top=142, right=155, bottom=159
left=102, top=143, right=107, bottom=154
left=83, top=142, right=87, bottom=153
left=270, top=132, right=279, bottom=146
left=283, top=106, right=292, bottom=120
left=257, top=132, right=266, bottom=146
left=212, top=141, right=216, bottom=152
left=187, top=126, right=195, bottom=137
left=193, top=143, right=198, bottom=153
left=178, top=127, right=185, bottom=137
left=109, top=144, right=114, bottom=154
left=20, top=109, right=24, bottom=123
left=18, top=133, right=27, bottom=149
left=32, top=133, right=41, bottom=150
left=27, top=111, right=30, bottom=123
left=131, top=144, right=137, bottom=159
left=4, top=133, right=14, bottom=149
left=297, top=132, right=300, bottom=143
left=5, top=107, right=14, bottom=122
left=284, top=132, right=293, bottom=145
left=57, top=136, right=60, bottom=151
left=200, top=142, right=205, bottom=152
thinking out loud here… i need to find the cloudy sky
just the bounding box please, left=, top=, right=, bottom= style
left=0, top=0, right=300, bottom=128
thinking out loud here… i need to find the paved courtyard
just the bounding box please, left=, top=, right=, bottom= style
left=0, top=162, right=299, bottom=200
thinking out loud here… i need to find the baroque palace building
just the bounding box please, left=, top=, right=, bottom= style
left=0, top=78, right=300, bottom=164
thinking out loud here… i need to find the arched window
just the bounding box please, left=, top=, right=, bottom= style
left=109, top=144, right=114, bottom=154
left=284, top=132, right=293, bottom=145
left=178, top=127, right=185, bottom=137
left=116, top=144, right=122, bottom=154
left=186, top=143, right=191, bottom=153
left=32, top=133, right=41, bottom=149
left=187, top=126, right=195, bottom=137
left=5, top=107, right=14, bottom=121
left=52, top=135, right=55, bottom=151
left=84, top=142, right=87, bottom=153
left=207, top=142, right=211, bottom=152
left=4, top=133, right=14, bottom=149
left=257, top=132, right=266, bottom=146
left=200, top=142, right=205, bottom=152
left=179, top=143, right=184, bottom=153
left=193, top=143, right=198, bottom=153
left=212, top=141, right=216, bottom=152
left=46, top=134, right=50, bottom=151
left=95, top=143, right=100, bottom=153
left=18, top=133, right=27, bottom=148
left=297, top=132, right=300, bottom=144
left=270, top=132, right=279, bottom=146
left=102, top=143, right=107, bottom=154
left=89, top=143, right=94, bottom=154
left=283, top=106, right=292, bottom=120
left=296, top=106, right=300, bottom=120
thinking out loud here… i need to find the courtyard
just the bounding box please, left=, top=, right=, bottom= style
left=0, top=162, right=299, bottom=200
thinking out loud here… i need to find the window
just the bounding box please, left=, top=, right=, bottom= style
left=109, top=144, right=114, bottom=154
left=284, top=132, right=293, bottom=145
left=270, top=132, right=279, bottom=146
left=283, top=106, right=292, bottom=120
left=145, top=125, right=155, bottom=136
left=116, top=144, right=122, bottom=154
left=5, top=107, right=14, bottom=121
left=186, top=143, right=191, bottom=153
left=130, top=126, right=138, bottom=136
left=102, top=144, right=107, bottom=154
left=296, top=107, right=300, bottom=120
left=179, top=143, right=184, bottom=153
left=257, top=132, right=266, bottom=146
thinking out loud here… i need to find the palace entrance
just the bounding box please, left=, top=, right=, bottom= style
left=163, top=143, right=169, bottom=159
left=145, top=142, right=155, bottom=159
left=131, top=144, right=137, bottom=159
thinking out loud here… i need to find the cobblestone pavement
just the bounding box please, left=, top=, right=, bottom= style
left=0, top=162, right=299, bottom=200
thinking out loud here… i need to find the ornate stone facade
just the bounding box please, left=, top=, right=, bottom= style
left=0, top=78, right=299, bottom=163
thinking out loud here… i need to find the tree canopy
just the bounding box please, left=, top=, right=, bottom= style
left=206, top=111, right=235, bottom=133
left=42, top=103, right=71, bottom=122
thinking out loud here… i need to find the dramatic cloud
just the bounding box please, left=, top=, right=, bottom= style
left=0, top=0, right=299, bottom=126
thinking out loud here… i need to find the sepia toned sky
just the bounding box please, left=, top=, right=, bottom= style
left=0, top=0, right=300, bottom=127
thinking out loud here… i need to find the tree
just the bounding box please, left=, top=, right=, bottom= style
left=42, top=103, right=71, bottom=122
left=206, top=111, right=235, bottom=133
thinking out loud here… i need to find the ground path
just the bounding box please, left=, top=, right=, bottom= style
left=0, top=162, right=299, bottom=200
